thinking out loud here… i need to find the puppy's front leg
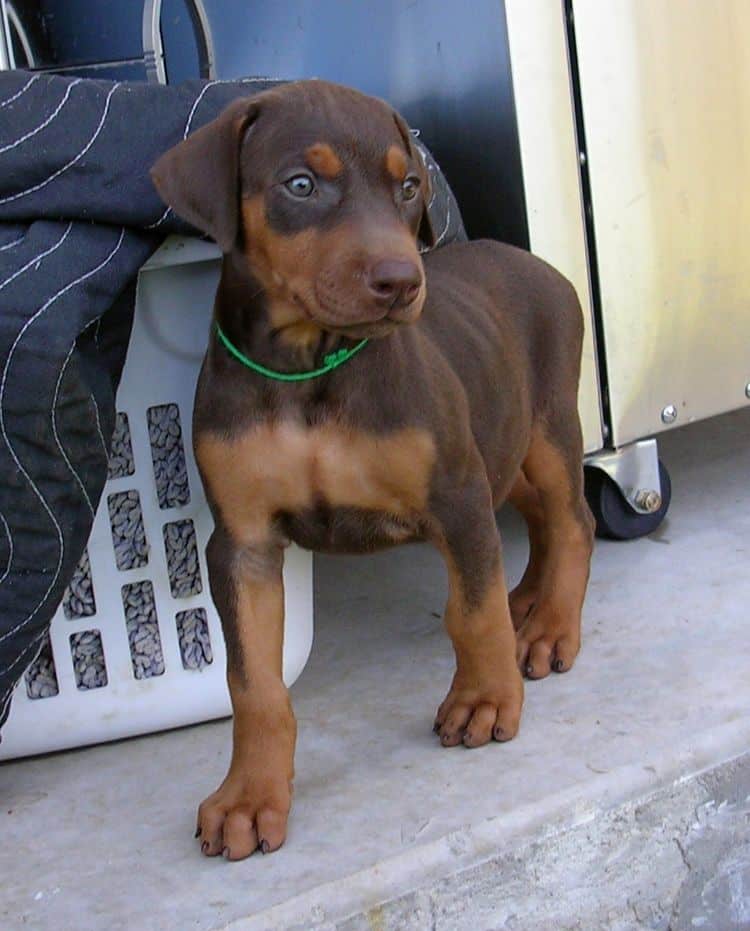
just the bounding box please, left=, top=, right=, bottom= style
left=197, top=529, right=296, bottom=861
left=431, top=471, right=524, bottom=749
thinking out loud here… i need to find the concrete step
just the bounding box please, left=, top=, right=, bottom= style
left=1, top=408, right=749, bottom=931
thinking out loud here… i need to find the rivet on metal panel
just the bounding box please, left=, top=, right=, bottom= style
left=661, top=404, right=678, bottom=424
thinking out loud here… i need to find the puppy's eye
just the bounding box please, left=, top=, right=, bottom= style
left=401, top=177, right=420, bottom=201
left=285, top=174, right=315, bottom=198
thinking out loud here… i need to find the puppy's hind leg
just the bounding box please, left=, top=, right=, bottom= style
left=515, top=415, right=595, bottom=680
left=507, top=470, right=547, bottom=630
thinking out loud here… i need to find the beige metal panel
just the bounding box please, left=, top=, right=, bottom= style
left=573, top=0, right=750, bottom=446
left=505, top=0, right=603, bottom=453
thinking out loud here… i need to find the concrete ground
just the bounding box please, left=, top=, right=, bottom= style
left=1, top=407, right=749, bottom=931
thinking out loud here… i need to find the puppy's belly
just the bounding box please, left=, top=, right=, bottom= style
left=278, top=505, right=423, bottom=554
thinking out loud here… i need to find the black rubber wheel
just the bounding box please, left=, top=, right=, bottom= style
left=584, top=459, right=672, bottom=541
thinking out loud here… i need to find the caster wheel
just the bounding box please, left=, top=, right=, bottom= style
left=585, top=459, right=671, bottom=541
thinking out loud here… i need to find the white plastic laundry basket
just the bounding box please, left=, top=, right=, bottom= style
left=0, top=238, right=314, bottom=761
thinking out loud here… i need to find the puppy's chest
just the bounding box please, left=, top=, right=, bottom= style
left=196, top=422, right=435, bottom=547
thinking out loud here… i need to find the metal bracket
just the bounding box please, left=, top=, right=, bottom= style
left=584, top=438, right=662, bottom=515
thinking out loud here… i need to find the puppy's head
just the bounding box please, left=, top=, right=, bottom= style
left=151, top=80, right=434, bottom=339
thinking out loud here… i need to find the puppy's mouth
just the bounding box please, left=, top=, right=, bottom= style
left=321, top=319, right=401, bottom=339
left=295, top=280, right=425, bottom=338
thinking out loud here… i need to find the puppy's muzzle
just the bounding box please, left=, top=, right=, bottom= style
left=313, top=253, right=425, bottom=329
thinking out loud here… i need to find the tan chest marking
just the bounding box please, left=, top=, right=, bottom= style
left=196, top=424, right=436, bottom=544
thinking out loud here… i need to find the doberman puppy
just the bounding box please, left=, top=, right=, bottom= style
left=151, top=79, right=594, bottom=861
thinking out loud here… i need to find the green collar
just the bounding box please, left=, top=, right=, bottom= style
left=215, top=323, right=369, bottom=382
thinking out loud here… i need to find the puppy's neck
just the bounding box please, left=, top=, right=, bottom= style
left=215, top=254, right=340, bottom=373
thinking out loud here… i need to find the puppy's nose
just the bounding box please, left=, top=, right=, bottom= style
left=367, top=259, right=422, bottom=308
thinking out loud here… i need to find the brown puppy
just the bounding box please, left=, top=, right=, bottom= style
left=151, top=79, right=594, bottom=861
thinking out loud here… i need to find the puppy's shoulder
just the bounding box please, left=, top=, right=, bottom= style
left=424, top=238, right=557, bottom=276
left=424, top=238, right=579, bottom=308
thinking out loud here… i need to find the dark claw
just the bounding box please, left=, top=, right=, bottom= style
left=433, top=721, right=441, bottom=733
left=553, top=659, right=564, bottom=673
left=260, top=839, right=270, bottom=854
left=194, top=826, right=201, bottom=838
left=493, top=726, right=504, bottom=740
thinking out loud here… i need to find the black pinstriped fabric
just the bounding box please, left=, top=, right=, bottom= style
left=0, top=70, right=464, bottom=733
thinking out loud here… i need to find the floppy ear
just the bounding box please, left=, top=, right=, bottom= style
left=415, top=152, right=437, bottom=250
left=150, top=97, right=260, bottom=253
left=391, top=111, right=436, bottom=249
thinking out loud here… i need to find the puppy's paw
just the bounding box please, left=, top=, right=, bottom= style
left=196, top=773, right=291, bottom=861
left=516, top=604, right=581, bottom=680
left=433, top=670, right=523, bottom=749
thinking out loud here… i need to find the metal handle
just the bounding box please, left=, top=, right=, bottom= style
left=143, top=0, right=215, bottom=85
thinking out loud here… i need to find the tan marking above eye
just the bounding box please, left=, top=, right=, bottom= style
left=304, top=143, right=343, bottom=179
left=386, top=146, right=408, bottom=182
